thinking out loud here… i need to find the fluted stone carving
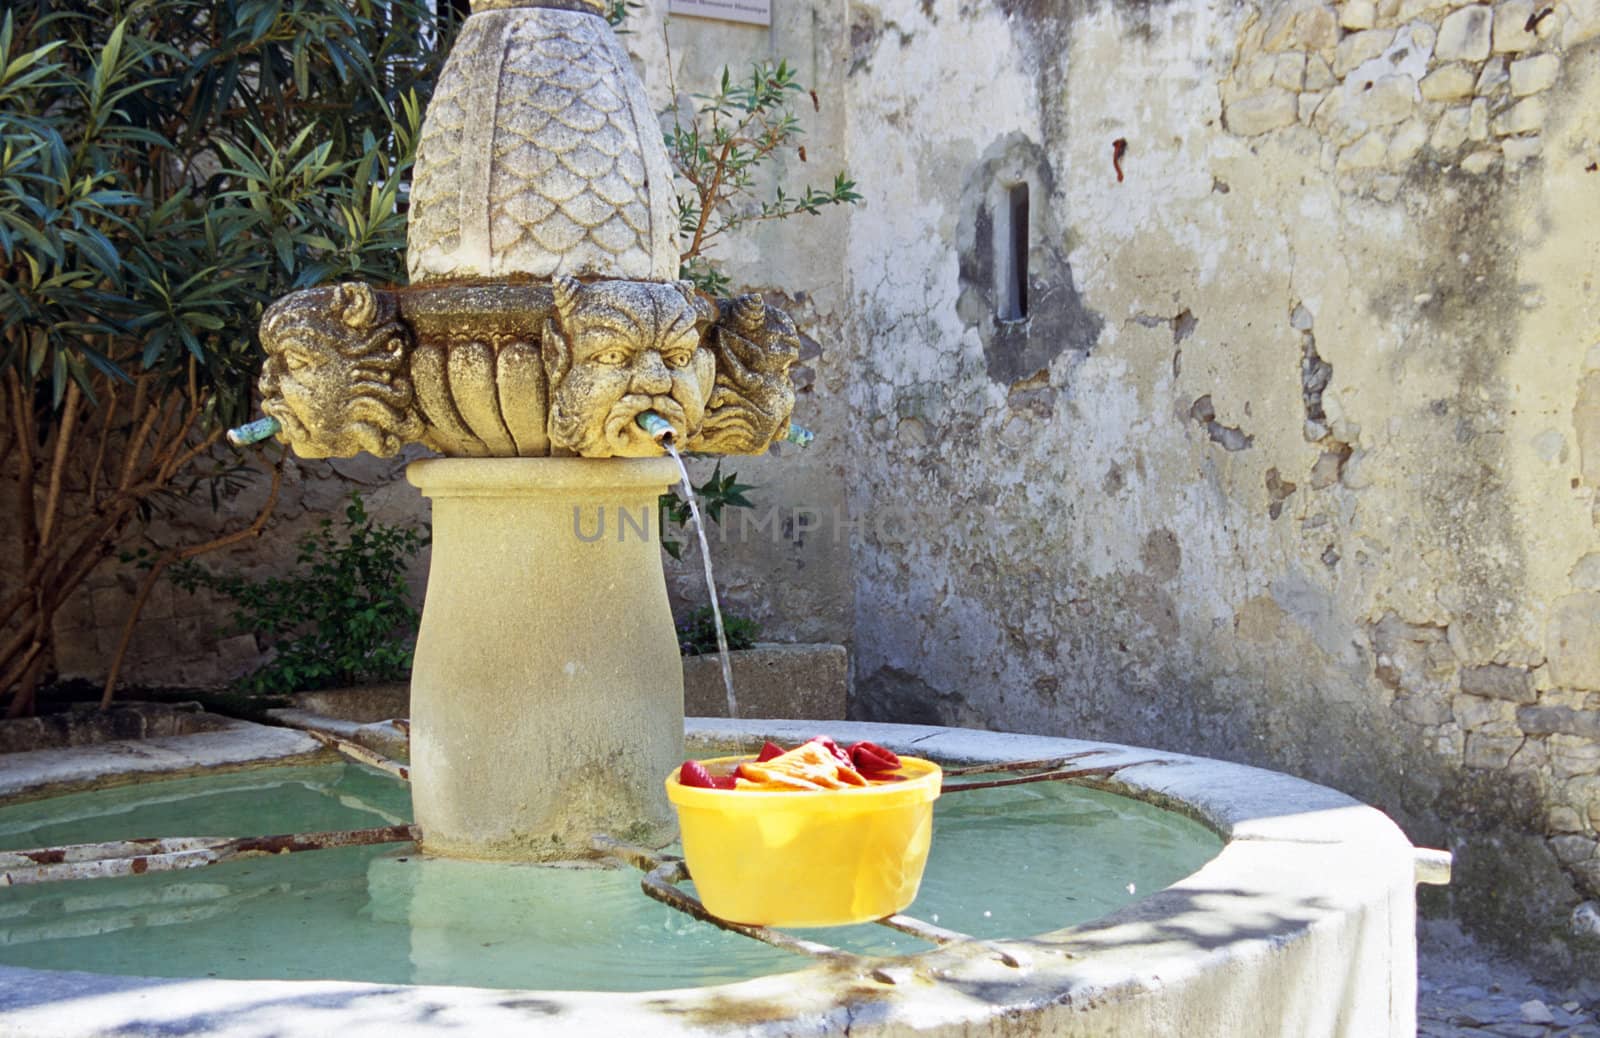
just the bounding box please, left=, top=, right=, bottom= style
left=259, top=281, right=799, bottom=459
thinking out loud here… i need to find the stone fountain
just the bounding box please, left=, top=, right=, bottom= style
left=255, top=0, right=802, bottom=860
left=0, top=2, right=1448, bottom=1031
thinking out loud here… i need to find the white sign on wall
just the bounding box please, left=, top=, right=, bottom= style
left=667, top=0, right=771, bottom=27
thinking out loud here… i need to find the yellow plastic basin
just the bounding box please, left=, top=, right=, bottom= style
left=664, top=755, right=943, bottom=927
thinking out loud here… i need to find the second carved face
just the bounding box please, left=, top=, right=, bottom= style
left=543, top=276, right=716, bottom=458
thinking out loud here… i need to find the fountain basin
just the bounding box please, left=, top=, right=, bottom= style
left=0, top=718, right=1425, bottom=1036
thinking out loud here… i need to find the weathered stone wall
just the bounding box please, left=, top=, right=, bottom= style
left=841, top=0, right=1600, bottom=973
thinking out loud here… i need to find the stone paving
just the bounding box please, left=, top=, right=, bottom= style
left=1420, top=920, right=1600, bottom=1037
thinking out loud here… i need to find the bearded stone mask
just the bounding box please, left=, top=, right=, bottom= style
left=259, top=283, right=424, bottom=459
left=541, top=276, right=715, bottom=458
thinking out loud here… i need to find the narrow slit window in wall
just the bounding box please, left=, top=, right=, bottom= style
left=997, top=182, right=1030, bottom=322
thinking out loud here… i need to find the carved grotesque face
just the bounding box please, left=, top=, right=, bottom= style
left=543, top=277, right=714, bottom=458
left=258, top=284, right=422, bottom=459
left=689, top=294, right=802, bottom=455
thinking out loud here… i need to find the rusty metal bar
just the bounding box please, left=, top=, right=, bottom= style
left=877, top=912, right=975, bottom=946
left=589, top=834, right=667, bottom=872
left=941, top=751, right=1107, bottom=777
left=877, top=915, right=1028, bottom=968
left=308, top=730, right=411, bottom=781
left=639, top=859, right=856, bottom=962
left=942, top=760, right=1167, bottom=794
left=0, top=824, right=419, bottom=887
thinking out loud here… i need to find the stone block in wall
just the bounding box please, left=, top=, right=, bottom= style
left=1510, top=736, right=1549, bottom=773
left=1224, top=90, right=1300, bottom=136
left=1469, top=98, right=1491, bottom=139
left=1576, top=860, right=1600, bottom=896
left=1388, top=120, right=1429, bottom=168
left=1306, top=54, right=1337, bottom=90
left=1476, top=57, right=1510, bottom=96
left=1551, top=835, right=1599, bottom=865
left=1339, top=131, right=1390, bottom=170
left=1549, top=735, right=1600, bottom=780
left=1421, top=64, right=1478, bottom=102
left=1492, top=96, right=1546, bottom=135
left=1518, top=705, right=1600, bottom=739
left=1335, top=28, right=1397, bottom=76
left=1566, top=776, right=1600, bottom=827
left=1455, top=693, right=1518, bottom=729
left=1461, top=664, right=1537, bottom=702
left=1372, top=612, right=1457, bottom=696
left=173, top=614, right=211, bottom=656
left=1465, top=732, right=1525, bottom=769
left=1261, top=1, right=1340, bottom=52
left=1395, top=692, right=1455, bottom=725
left=1356, top=75, right=1418, bottom=126
left=1432, top=106, right=1473, bottom=150
left=141, top=579, right=175, bottom=622
left=172, top=658, right=225, bottom=688
left=1437, top=6, right=1493, bottom=61
left=1397, top=0, right=1445, bottom=21
left=1492, top=0, right=1538, bottom=51
left=1549, top=593, right=1600, bottom=690
left=1342, top=0, right=1378, bottom=29
left=1273, top=52, right=1308, bottom=91
left=140, top=619, right=189, bottom=665
left=1509, top=53, right=1560, bottom=95
left=216, top=633, right=261, bottom=674
left=1551, top=804, right=1587, bottom=832
left=1240, top=53, right=1280, bottom=91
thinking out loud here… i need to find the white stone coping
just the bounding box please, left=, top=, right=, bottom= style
left=0, top=720, right=1421, bottom=1037
left=0, top=720, right=326, bottom=803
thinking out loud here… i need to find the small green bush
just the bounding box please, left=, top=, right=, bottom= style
left=173, top=495, right=427, bottom=693
left=676, top=605, right=759, bottom=657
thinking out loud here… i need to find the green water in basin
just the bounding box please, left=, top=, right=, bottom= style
left=0, top=763, right=1221, bottom=991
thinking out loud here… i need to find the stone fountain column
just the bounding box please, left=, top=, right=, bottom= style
left=408, top=459, right=681, bottom=859
left=250, top=0, right=801, bottom=862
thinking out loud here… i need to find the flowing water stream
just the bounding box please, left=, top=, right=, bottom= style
left=663, top=440, right=740, bottom=728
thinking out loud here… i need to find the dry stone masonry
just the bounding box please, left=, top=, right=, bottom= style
left=1224, top=0, right=1599, bottom=186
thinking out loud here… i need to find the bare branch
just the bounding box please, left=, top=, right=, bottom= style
left=38, top=378, right=83, bottom=549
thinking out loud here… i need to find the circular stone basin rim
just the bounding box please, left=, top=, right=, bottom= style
left=0, top=719, right=1423, bottom=1038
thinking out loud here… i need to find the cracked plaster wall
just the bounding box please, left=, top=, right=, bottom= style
left=843, top=0, right=1600, bottom=974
